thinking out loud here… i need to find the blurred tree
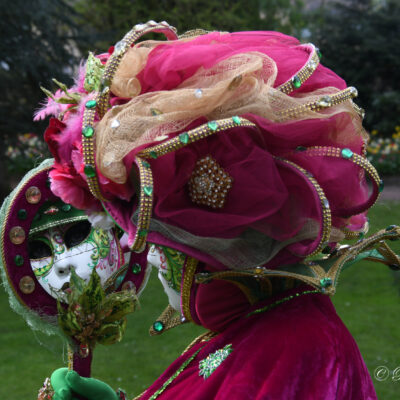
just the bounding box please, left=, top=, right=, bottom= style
left=72, top=0, right=305, bottom=54
left=0, top=0, right=81, bottom=142
left=310, top=0, right=400, bottom=136
left=0, top=0, right=81, bottom=198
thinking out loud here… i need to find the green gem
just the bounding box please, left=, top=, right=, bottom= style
left=232, top=116, right=241, bottom=125
left=296, top=146, right=307, bottom=152
left=85, top=100, right=97, bottom=109
left=82, top=126, right=94, bottom=138
left=46, top=178, right=51, bottom=188
left=179, top=132, right=189, bottom=144
left=142, top=161, right=151, bottom=168
left=292, top=75, right=301, bottom=89
left=17, top=209, right=27, bottom=220
left=317, top=49, right=322, bottom=59
left=379, top=180, right=384, bottom=193
left=341, top=148, right=353, bottom=159
left=14, top=255, right=24, bottom=266
left=153, top=321, right=164, bottom=332
left=132, top=263, right=141, bottom=274
left=150, top=108, right=163, bottom=116
left=150, top=151, right=158, bottom=159
left=61, top=204, right=72, bottom=212
left=84, top=165, right=96, bottom=178
left=208, top=121, right=218, bottom=131
left=358, top=232, right=365, bottom=239
left=115, top=275, right=125, bottom=288
left=385, top=225, right=397, bottom=231
left=138, top=229, right=148, bottom=238
left=143, top=186, right=153, bottom=196
left=320, top=277, right=332, bottom=288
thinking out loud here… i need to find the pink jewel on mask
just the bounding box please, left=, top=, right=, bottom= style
left=53, top=233, right=64, bottom=244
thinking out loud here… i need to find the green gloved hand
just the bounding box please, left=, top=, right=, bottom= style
left=51, top=368, right=74, bottom=400
left=51, top=368, right=119, bottom=400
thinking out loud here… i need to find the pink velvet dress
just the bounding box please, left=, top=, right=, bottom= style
left=139, top=284, right=377, bottom=400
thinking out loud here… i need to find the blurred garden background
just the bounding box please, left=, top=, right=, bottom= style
left=0, top=0, right=399, bottom=398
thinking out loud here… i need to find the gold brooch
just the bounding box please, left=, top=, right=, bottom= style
left=188, top=156, right=233, bottom=209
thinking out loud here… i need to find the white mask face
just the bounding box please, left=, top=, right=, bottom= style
left=29, top=221, right=122, bottom=302
left=147, top=244, right=184, bottom=312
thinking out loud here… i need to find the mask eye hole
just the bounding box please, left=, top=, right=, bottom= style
left=28, top=239, right=52, bottom=260
left=64, top=221, right=91, bottom=248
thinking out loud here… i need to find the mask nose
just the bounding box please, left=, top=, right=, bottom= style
left=54, top=259, right=75, bottom=277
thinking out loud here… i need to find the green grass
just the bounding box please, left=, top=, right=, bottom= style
left=0, top=201, right=400, bottom=399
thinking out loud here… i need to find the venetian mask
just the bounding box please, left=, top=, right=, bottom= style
left=147, top=244, right=186, bottom=312
left=29, top=220, right=122, bottom=302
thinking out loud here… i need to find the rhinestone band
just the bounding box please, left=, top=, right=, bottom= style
left=277, top=43, right=320, bottom=95
left=81, top=21, right=178, bottom=202
left=342, top=219, right=369, bottom=240
left=298, top=146, right=382, bottom=217
left=277, top=86, right=358, bottom=120
left=274, top=157, right=332, bottom=257
left=139, top=117, right=256, bottom=159
left=130, top=156, right=154, bottom=252
left=98, top=21, right=178, bottom=117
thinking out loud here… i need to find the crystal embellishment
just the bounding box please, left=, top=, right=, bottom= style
left=317, top=95, right=332, bottom=108
left=188, top=156, right=233, bottom=209
left=9, top=226, right=25, bottom=245
left=292, top=75, right=301, bottom=89
left=199, top=344, right=233, bottom=379
left=153, top=321, right=164, bottom=332
left=114, top=40, right=128, bottom=55
left=25, top=186, right=41, bottom=204
left=194, top=89, right=203, bottom=98
left=19, top=276, right=35, bottom=294
left=341, top=148, right=353, bottom=159
left=111, top=119, right=121, bottom=129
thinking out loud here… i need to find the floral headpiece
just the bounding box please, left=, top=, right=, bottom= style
left=38, top=22, right=392, bottom=295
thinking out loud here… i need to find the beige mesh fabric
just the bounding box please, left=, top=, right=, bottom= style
left=95, top=39, right=365, bottom=185
left=111, top=46, right=152, bottom=98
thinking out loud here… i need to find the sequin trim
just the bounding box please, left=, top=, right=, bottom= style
left=199, top=344, right=233, bottom=379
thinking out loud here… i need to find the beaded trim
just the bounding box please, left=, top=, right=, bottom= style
left=276, top=86, right=358, bottom=120
left=342, top=220, right=369, bottom=240
left=274, top=157, right=332, bottom=257
left=195, top=226, right=400, bottom=295
left=246, top=289, right=320, bottom=317
left=297, top=146, right=382, bottom=217
left=181, top=257, right=199, bottom=323
left=129, top=157, right=154, bottom=252
left=178, top=28, right=211, bottom=39
left=29, top=215, right=88, bottom=235
left=139, top=117, right=255, bottom=159
left=277, top=43, right=321, bottom=95
left=81, top=21, right=178, bottom=202
left=195, top=267, right=332, bottom=295
left=146, top=347, right=204, bottom=400
left=322, top=225, right=400, bottom=289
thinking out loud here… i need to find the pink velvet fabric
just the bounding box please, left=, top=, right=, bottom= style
left=140, top=286, right=377, bottom=400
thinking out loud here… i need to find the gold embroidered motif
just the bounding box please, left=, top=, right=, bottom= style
left=188, top=156, right=233, bottom=209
